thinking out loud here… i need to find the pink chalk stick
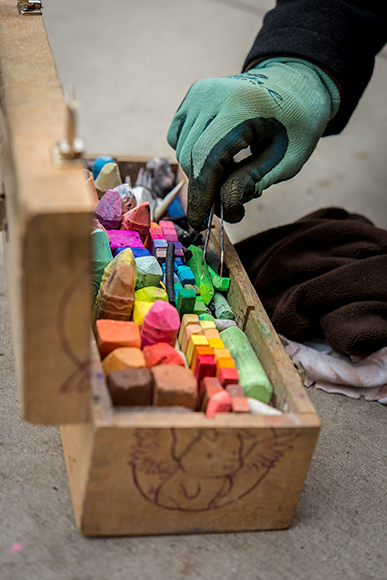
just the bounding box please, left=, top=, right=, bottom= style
left=159, top=220, right=175, bottom=229
left=109, top=229, right=144, bottom=254
left=94, top=189, right=122, bottom=230
left=205, top=389, right=232, bottom=418
left=141, top=300, right=181, bottom=348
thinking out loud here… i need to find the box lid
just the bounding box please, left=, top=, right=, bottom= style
left=0, top=3, right=93, bottom=423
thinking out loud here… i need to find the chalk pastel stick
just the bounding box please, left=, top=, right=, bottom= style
left=198, top=376, right=222, bottom=407
left=191, top=345, right=214, bottom=374
left=225, top=384, right=245, bottom=398
left=109, top=230, right=144, bottom=254
left=112, top=183, right=137, bottom=214
left=152, top=365, right=197, bottom=410
left=180, top=323, right=203, bottom=354
left=193, top=296, right=207, bottom=316
left=216, top=358, right=236, bottom=375
left=135, top=256, right=162, bottom=290
left=87, top=175, right=99, bottom=205
left=200, top=320, right=216, bottom=331
left=92, top=247, right=137, bottom=322
left=186, top=245, right=214, bottom=305
left=155, top=248, right=167, bottom=264
left=129, top=248, right=151, bottom=259
left=214, top=319, right=237, bottom=332
left=186, top=334, right=209, bottom=367
left=207, top=265, right=230, bottom=292
left=102, top=347, right=145, bottom=375
left=217, top=366, right=239, bottom=387
left=247, top=398, right=282, bottom=416
left=204, top=329, right=221, bottom=342
left=120, top=201, right=151, bottom=240
left=176, top=265, right=195, bottom=287
left=132, top=301, right=153, bottom=330
left=95, top=319, right=141, bottom=359
left=94, top=189, right=122, bottom=230
left=177, top=313, right=200, bottom=345
left=91, top=229, right=113, bottom=303
left=91, top=155, right=115, bottom=180
left=134, top=286, right=168, bottom=303
left=91, top=219, right=110, bottom=240
left=199, top=313, right=215, bottom=322
left=176, top=287, right=196, bottom=317
left=206, top=337, right=224, bottom=350
left=143, top=342, right=185, bottom=369
left=107, top=368, right=153, bottom=406
left=205, top=390, right=232, bottom=418
left=220, top=326, right=273, bottom=404
left=231, top=396, right=250, bottom=413
left=194, top=354, right=216, bottom=384
left=152, top=238, right=167, bottom=256
left=141, top=300, right=181, bottom=348
left=95, top=162, right=121, bottom=198
left=213, top=292, right=235, bottom=320
left=96, top=262, right=135, bottom=321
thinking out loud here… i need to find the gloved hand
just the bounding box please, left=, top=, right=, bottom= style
left=167, top=57, right=340, bottom=231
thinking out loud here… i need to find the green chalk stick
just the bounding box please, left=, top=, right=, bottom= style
left=91, top=229, right=113, bottom=302
left=199, top=313, right=215, bottom=322
left=135, top=256, right=162, bottom=290
left=208, top=265, right=230, bottom=292
left=186, top=245, right=214, bottom=306
left=176, top=287, right=196, bottom=317
left=213, top=292, right=234, bottom=320
left=193, top=296, right=207, bottom=316
left=220, top=326, right=272, bottom=404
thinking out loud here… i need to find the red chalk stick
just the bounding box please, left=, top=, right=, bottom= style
left=143, top=342, right=185, bottom=369
left=191, top=346, right=214, bottom=373
left=205, top=390, right=232, bottom=418
left=231, top=396, right=250, bottom=413
left=194, top=354, right=216, bottom=384
left=120, top=201, right=151, bottom=239
left=218, top=366, right=239, bottom=387
left=141, top=300, right=181, bottom=348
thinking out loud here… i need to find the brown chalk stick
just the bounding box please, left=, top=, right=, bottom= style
left=107, top=368, right=153, bottom=406
left=96, top=262, right=135, bottom=321
left=152, top=365, right=197, bottom=410
left=102, top=347, right=145, bottom=376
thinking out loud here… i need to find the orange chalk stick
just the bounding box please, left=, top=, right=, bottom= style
left=200, top=377, right=223, bottom=412
left=143, top=342, right=185, bottom=369
left=186, top=334, right=209, bottom=367
left=102, top=347, right=145, bottom=376
left=191, top=346, right=214, bottom=373
left=231, top=396, right=250, bottom=413
left=218, top=366, right=239, bottom=387
left=180, top=324, right=203, bottom=354
left=152, top=365, right=197, bottom=410
left=95, top=319, right=141, bottom=359
left=194, top=354, right=216, bottom=385
left=213, top=348, right=231, bottom=361
left=216, top=357, right=236, bottom=374
left=205, top=390, right=232, bottom=418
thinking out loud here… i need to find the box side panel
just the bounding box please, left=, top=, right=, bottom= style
left=76, top=423, right=319, bottom=536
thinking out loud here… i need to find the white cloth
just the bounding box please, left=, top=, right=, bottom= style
left=280, top=335, right=387, bottom=404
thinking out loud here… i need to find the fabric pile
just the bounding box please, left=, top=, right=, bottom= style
left=235, top=207, right=387, bottom=403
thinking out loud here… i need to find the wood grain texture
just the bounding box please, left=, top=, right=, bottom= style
left=61, top=158, right=320, bottom=536
left=0, top=1, right=93, bottom=423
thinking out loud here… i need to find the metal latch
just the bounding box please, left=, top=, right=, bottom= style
left=51, top=86, right=85, bottom=168
left=0, top=183, right=7, bottom=233
left=17, top=1, right=43, bottom=14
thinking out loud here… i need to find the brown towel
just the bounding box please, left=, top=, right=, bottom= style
left=235, top=207, right=387, bottom=357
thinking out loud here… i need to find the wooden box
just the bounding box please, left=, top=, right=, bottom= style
left=0, top=3, right=320, bottom=535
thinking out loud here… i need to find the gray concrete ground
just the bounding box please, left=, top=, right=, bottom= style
left=1, top=0, right=387, bottom=578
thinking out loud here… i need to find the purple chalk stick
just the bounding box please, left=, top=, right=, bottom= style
left=109, top=229, right=144, bottom=254
left=94, top=189, right=123, bottom=230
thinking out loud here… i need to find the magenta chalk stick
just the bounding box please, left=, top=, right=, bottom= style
left=109, top=230, right=144, bottom=254
left=93, top=189, right=122, bottom=230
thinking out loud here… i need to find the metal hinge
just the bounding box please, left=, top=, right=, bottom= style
left=17, top=1, right=43, bottom=14
left=0, top=183, right=7, bottom=233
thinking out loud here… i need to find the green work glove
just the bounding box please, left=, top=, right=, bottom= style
left=167, top=57, right=340, bottom=231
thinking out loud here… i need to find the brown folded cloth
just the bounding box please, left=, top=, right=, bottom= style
left=235, top=207, right=387, bottom=357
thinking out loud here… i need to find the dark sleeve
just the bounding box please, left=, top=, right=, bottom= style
left=243, top=0, right=387, bottom=135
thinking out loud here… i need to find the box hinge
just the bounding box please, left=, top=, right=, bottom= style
left=17, top=1, right=43, bottom=15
